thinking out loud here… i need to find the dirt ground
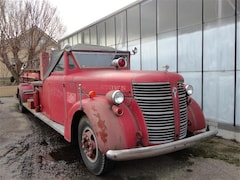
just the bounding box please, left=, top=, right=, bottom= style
left=0, top=97, right=239, bottom=180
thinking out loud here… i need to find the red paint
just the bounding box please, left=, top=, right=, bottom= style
left=187, top=98, right=206, bottom=133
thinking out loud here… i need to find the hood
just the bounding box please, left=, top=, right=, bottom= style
left=72, top=69, right=184, bottom=96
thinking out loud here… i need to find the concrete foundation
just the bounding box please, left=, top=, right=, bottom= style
left=208, top=120, right=240, bottom=142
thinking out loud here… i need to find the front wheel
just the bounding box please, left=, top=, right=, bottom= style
left=78, top=116, right=113, bottom=175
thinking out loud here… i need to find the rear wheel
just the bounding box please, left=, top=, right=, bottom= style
left=18, top=94, right=26, bottom=113
left=78, top=116, right=113, bottom=175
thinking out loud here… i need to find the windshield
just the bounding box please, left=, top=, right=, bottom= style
left=72, top=51, right=129, bottom=68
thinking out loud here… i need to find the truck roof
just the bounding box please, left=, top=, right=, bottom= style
left=71, top=44, right=118, bottom=51
left=43, top=44, right=129, bottom=80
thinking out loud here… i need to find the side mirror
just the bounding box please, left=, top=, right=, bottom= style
left=131, top=47, right=137, bottom=55
left=63, top=44, right=72, bottom=52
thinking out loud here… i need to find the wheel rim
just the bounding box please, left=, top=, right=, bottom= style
left=81, top=127, right=98, bottom=163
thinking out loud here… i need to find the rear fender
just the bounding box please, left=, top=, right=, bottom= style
left=187, top=98, right=206, bottom=133
left=17, top=83, right=34, bottom=102
left=80, top=97, right=138, bottom=154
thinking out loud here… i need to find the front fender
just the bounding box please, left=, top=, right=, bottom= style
left=187, top=98, right=206, bottom=133
left=82, top=97, right=139, bottom=154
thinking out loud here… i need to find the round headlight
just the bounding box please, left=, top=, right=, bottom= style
left=112, top=90, right=124, bottom=104
left=185, top=84, right=193, bottom=96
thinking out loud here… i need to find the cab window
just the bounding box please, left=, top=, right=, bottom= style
left=68, top=55, right=76, bottom=70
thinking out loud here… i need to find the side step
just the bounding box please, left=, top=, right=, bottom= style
left=22, top=103, right=64, bottom=136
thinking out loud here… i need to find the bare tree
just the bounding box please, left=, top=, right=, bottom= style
left=0, top=63, right=11, bottom=78
left=0, top=0, right=65, bottom=82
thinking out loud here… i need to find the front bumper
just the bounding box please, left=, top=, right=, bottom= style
left=106, top=130, right=218, bottom=161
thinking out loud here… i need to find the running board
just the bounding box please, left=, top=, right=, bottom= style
left=23, top=103, right=64, bottom=136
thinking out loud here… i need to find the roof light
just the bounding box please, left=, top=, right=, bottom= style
left=112, top=58, right=127, bottom=68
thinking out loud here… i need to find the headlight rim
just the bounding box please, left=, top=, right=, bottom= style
left=111, top=90, right=124, bottom=104
left=185, top=84, right=193, bottom=96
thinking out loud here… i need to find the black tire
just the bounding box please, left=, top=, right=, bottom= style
left=78, top=116, right=113, bottom=175
left=18, top=95, right=26, bottom=113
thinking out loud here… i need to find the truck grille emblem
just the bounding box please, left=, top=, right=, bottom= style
left=172, top=87, right=177, bottom=98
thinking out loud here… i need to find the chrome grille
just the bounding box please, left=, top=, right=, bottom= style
left=132, top=82, right=188, bottom=144
left=177, top=83, right=188, bottom=139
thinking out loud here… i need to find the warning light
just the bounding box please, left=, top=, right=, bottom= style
left=89, top=91, right=96, bottom=98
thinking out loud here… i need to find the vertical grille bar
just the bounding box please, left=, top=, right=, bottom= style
left=132, top=82, right=188, bottom=144
left=177, top=82, right=188, bottom=139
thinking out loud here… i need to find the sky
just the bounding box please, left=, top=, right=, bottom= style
left=49, top=0, right=138, bottom=37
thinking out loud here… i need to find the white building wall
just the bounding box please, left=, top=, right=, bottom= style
left=59, top=0, right=240, bottom=127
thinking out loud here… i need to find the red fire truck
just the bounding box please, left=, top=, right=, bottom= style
left=17, top=44, right=217, bottom=175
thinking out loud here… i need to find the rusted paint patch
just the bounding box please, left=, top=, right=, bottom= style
left=96, top=117, right=108, bottom=143
left=91, top=105, right=108, bottom=143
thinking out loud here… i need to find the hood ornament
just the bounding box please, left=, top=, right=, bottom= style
left=162, top=65, right=169, bottom=72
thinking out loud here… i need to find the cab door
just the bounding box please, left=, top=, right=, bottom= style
left=63, top=54, right=79, bottom=119
left=46, top=54, right=66, bottom=124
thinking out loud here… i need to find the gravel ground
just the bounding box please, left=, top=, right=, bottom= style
left=0, top=97, right=239, bottom=180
